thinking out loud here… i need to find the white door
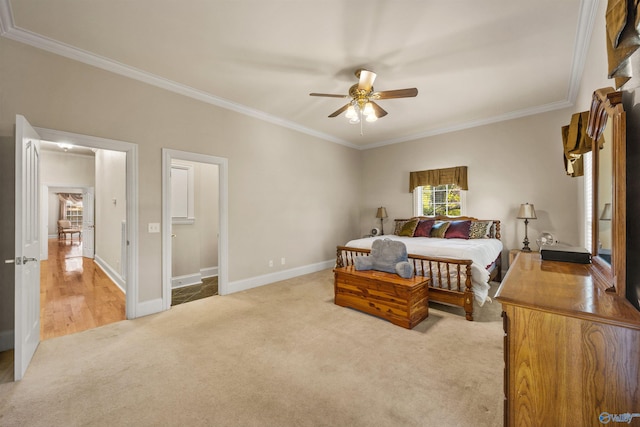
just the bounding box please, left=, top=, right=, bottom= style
left=14, top=115, right=41, bottom=381
left=82, top=187, right=95, bottom=259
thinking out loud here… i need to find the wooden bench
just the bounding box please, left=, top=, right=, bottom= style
left=333, top=266, right=429, bottom=329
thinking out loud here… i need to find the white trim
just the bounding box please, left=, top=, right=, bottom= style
left=94, top=255, right=126, bottom=294
left=0, top=0, right=598, bottom=150
left=171, top=273, right=202, bottom=289
left=201, top=266, right=218, bottom=278
left=136, top=298, right=163, bottom=318
left=229, top=260, right=334, bottom=294
left=0, top=329, right=13, bottom=352
left=33, top=126, right=140, bottom=319
left=162, top=149, right=229, bottom=310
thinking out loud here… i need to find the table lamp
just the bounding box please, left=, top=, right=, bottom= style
left=376, top=207, right=388, bottom=235
left=517, top=203, right=537, bottom=252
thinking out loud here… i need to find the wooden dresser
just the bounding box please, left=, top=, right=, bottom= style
left=495, top=252, right=640, bottom=427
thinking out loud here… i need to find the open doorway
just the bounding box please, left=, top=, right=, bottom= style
left=39, top=143, right=127, bottom=339
left=35, top=126, right=139, bottom=321
left=162, top=149, right=228, bottom=309
left=169, top=160, right=219, bottom=305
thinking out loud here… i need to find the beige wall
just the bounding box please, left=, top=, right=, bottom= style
left=0, top=37, right=361, bottom=304
left=95, top=149, right=127, bottom=277
left=359, top=109, right=577, bottom=255
left=0, top=137, right=14, bottom=350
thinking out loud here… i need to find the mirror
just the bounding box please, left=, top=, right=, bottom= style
left=597, top=118, right=613, bottom=264
left=587, top=88, right=626, bottom=296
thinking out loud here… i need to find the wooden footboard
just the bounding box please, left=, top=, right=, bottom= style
left=337, top=245, right=485, bottom=321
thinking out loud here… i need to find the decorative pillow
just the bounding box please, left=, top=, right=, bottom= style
left=430, top=221, right=450, bottom=238
left=394, top=220, right=409, bottom=235
left=397, top=218, right=419, bottom=236
left=414, top=219, right=435, bottom=237
left=444, top=220, right=471, bottom=239
left=469, top=221, right=493, bottom=239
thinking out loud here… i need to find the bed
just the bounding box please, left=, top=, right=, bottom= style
left=336, top=215, right=503, bottom=321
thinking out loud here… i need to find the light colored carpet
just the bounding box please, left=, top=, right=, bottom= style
left=0, top=269, right=504, bottom=426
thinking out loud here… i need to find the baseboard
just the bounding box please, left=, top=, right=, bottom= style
left=171, top=273, right=202, bottom=289
left=201, top=266, right=218, bottom=279
left=227, top=259, right=334, bottom=294
left=0, top=329, right=14, bottom=352
left=136, top=298, right=163, bottom=318
left=94, top=255, right=126, bottom=294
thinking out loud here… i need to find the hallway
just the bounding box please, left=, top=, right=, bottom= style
left=40, top=238, right=126, bottom=340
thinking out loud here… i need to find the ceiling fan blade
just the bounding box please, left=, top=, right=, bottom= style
left=309, top=93, right=349, bottom=98
left=328, top=104, right=350, bottom=118
left=370, top=101, right=388, bottom=118
left=373, top=88, right=418, bottom=99
left=357, top=69, right=377, bottom=92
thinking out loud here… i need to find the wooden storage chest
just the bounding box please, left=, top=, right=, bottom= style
left=333, top=266, right=429, bottom=329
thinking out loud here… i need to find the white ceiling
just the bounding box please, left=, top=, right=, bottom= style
left=0, top=0, right=596, bottom=149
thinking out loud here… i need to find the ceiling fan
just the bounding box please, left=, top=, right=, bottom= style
left=309, top=69, right=418, bottom=127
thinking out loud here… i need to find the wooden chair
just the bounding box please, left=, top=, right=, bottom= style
left=57, top=219, right=82, bottom=241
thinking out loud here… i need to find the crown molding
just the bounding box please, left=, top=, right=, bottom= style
left=365, top=99, right=574, bottom=150
left=0, top=0, right=596, bottom=151
left=566, top=0, right=600, bottom=103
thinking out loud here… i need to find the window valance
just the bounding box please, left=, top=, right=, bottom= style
left=561, top=111, right=599, bottom=177
left=606, top=0, right=640, bottom=88
left=409, top=166, right=468, bottom=192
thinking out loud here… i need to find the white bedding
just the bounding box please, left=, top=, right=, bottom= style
left=344, top=235, right=503, bottom=305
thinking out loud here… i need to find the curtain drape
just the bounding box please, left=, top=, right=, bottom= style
left=58, top=193, right=83, bottom=221
left=409, top=166, right=468, bottom=192
left=561, top=111, right=599, bottom=177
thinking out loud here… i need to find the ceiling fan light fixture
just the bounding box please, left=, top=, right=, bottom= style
left=349, top=116, right=360, bottom=124
left=363, top=102, right=374, bottom=116
left=366, top=113, right=377, bottom=122
left=345, top=104, right=357, bottom=119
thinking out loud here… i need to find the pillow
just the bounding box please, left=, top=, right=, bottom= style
left=444, top=220, right=471, bottom=239
left=430, top=221, right=450, bottom=238
left=397, top=218, right=419, bottom=237
left=414, top=219, right=435, bottom=237
left=394, top=220, right=409, bottom=235
left=469, top=221, right=493, bottom=239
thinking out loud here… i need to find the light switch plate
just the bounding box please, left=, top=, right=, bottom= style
left=148, top=223, right=160, bottom=233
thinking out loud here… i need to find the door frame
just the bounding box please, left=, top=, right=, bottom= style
left=34, top=127, right=140, bottom=319
left=161, top=149, right=228, bottom=309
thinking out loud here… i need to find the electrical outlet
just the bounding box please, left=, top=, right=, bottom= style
left=281, top=257, right=286, bottom=265
left=268, top=260, right=273, bottom=267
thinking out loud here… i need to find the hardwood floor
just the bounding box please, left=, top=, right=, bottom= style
left=40, top=238, right=126, bottom=340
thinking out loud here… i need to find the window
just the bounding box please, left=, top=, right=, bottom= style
left=65, top=200, right=83, bottom=227
left=583, top=151, right=592, bottom=252
left=413, top=184, right=465, bottom=217
left=171, top=162, right=195, bottom=224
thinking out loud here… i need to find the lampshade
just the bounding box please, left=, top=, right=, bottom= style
left=600, top=203, right=612, bottom=220
left=517, top=203, right=537, bottom=219
left=376, top=207, right=388, bottom=219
